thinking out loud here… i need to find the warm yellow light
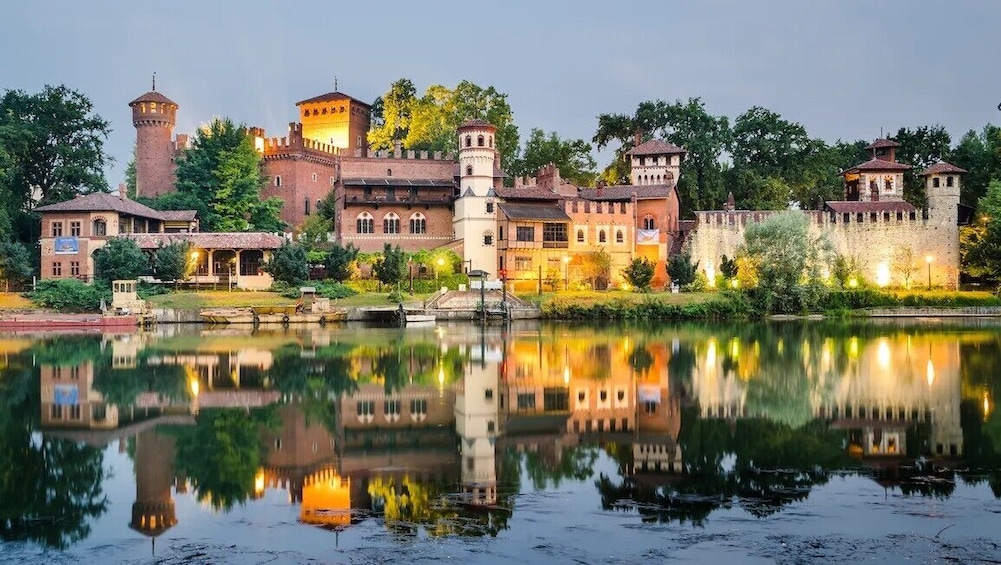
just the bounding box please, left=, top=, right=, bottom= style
left=848, top=337, right=859, bottom=359
left=876, top=340, right=891, bottom=369
left=621, top=283, right=630, bottom=291
left=189, top=377, right=200, bottom=397
left=254, top=469, right=265, bottom=495
left=706, top=338, right=717, bottom=366
left=875, top=263, right=891, bottom=287
left=984, top=391, right=991, bottom=419
left=191, top=251, right=199, bottom=259
left=437, top=367, right=445, bottom=385
left=925, top=255, right=933, bottom=264
left=563, top=366, right=570, bottom=384
left=926, top=358, right=935, bottom=387
left=848, top=278, right=858, bottom=288
left=562, top=255, right=570, bottom=264
left=730, top=278, right=739, bottom=289
left=729, top=337, right=740, bottom=359
left=705, top=265, right=716, bottom=287
left=437, top=257, right=445, bottom=267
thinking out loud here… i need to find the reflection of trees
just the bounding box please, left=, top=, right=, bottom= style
left=92, top=359, right=187, bottom=408
left=517, top=445, right=598, bottom=490
left=169, top=407, right=279, bottom=511
left=30, top=335, right=104, bottom=367
left=0, top=360, right=107, bottom=549
left=367, top=475, right=513, bottom=537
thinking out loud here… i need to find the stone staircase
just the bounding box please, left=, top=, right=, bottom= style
left=426, top=289, right=538, bottom=319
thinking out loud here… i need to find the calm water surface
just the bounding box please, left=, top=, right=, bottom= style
left=1, top=319, right=1001, bottom=564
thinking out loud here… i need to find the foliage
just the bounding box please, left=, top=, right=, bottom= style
left=892, top=125, right=952, bottom=208
left=263, top=242, right=309, bottom=286
left=582, top=247, right=612, bottom=290
left=152, top=240, right=193, bottom=283
left=541, top=295, right=746, bottom=320
left=0, top=85, right=111, bottom=218
left=0, top=239, right=33, bottom=283
left=950, top=125, right=1001, bottom=209
left=316, top=190, right=339, bottom=224
left=510, top=128, right=597, bottom=186
left=622, top=257, right=655, bottom=291
left=324, top=242, right=359, bottom=282
left=297, top=213, right=332, bottom=252
left=890, top=245, right=921, bottom=288
left=92, top=237, right=149, bottom=287
left=368, top=78, right=417, bottom=150
left=314, top=280, right=358, bottom=300
left=739, top=211, right=833, bottom=314
left=171, top=117, right=284, bottom=232
left=26, top=278, right=108, bottom=312
left=667, top=252, right=699, bottom=287
left=831, top=254, right=862, bottom=289
left=961, top=181, right=1001, bottom=286
left=372, top=243, right=407, bottom=288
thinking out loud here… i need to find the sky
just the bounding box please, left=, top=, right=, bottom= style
left=3, top=1, right=1000, bottom=186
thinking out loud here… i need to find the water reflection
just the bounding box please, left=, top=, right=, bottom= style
left=1, top=320, right=999, bottom=551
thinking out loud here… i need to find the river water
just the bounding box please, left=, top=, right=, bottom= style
left=1, top=319, right=1000, bottom=564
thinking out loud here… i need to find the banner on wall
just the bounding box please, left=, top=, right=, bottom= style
left=636, top=229, right=660, bottom=245
left=54, top=237, right=79, bottom=254
left=54, top=384, right=79, bottom=406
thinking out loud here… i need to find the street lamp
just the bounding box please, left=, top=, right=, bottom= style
left=436, top=257, right=445, bottom=285
left=925, top=255, right=933, bottom=290
left=562, top=255, right=571, bottom=291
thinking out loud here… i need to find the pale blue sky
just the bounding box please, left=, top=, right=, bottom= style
left=3, top=1, right=999, bottom=185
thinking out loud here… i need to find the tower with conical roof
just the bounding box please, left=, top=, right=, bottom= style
left=129, top=77, right=178, bottom=198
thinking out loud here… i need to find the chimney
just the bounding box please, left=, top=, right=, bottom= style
left=633, top=129, right=643, bottom=148
left=596, top=179, right=605, bottom=197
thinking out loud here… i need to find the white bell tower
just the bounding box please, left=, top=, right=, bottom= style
left=453, top=119, right=498, bottom=275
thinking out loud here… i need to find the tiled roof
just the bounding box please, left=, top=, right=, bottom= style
left=129, top=91, right=176, bottom=106
left=35, top=193, right=169, bottom=219
left=458, top=119, right=495, bottom=130
left=578, top=185, right=674, bottom=201
left=159, top=210, right=198, bottom=222
left=865, top=138, right=901, bottom=149
left=295, top=91, right=371, bottom=107
left=497, top=203, right=571, bottom=222
left=494, top=187, right=562, bottom=201
left=342, top=178, right=454, bottom=188
left=847, top=158, right=911, bottom=172
left=626, top=139, right=686, bottom=156
left=825, top=201, right=916, bottom=214
left=920, top=161, right=968, bottom=176
left=124, top=232, right=285, bottom=250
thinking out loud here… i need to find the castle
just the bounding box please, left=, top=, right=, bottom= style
left=129, top=84, right=963, bottom=290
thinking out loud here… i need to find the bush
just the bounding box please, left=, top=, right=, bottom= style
left=388, top=288, right=405, bottom=303
left=27, top=279, right=109, bottom=312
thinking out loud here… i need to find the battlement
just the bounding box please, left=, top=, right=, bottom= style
left=367, top=148, right=452, bottom=161
left=695, top=208, right=928, bottom=229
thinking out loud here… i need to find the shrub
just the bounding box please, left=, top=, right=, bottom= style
left=667, top=252, right=699, bottom=287
left=623, top=257, right=655, bottom=291
left=27, top=279, right=108, bottom=312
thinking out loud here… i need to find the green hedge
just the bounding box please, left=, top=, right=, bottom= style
left=27, top=279, right=110, bottom=312
left=541, top=295, right=747, bottom=320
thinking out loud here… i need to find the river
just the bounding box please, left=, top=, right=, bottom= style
left=0, top=319, right=1000, bottom=564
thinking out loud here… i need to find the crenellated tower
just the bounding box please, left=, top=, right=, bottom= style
left=129, top=81, right=178, bottom=199
left=453, top=119, right=499, bottom=274
left=921, top=161, right=966, bottom=289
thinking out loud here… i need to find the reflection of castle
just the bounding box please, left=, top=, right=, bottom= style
left=40, top=360, right=119, bottom=429
left=129, top=428, right=179, bottom=538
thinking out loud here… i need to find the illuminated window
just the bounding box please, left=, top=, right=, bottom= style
left=615, top=230, right=624, bottom=244
left=515, top=256, right=532, bottom=270
left=70, top=221, right=81, bottom=236
left=577, top=229, right=585, bottom=243
left=409, top=212, right=426, bottom=234
left=150, top=102, right=156, bottom=113
left=356, top=212, right=374, bottom=234
left=383, top=212, right=400, bottom=234
left=51, top=222, right=63, bottom=237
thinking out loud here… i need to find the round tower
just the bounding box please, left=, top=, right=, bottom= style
left=921, top=161, right=966, bottom=290
left=454, top=119, right=498, bottom=274
left=129, top=84, right=178, bottom=199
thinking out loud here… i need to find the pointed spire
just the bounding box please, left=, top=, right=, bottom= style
left=152, top=72, right=156, bottom=91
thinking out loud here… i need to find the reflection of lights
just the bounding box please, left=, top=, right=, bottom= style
left=984, top=391, right=992, bottom=420
left=876, top=340, right=891, bottom=368
left=927, top=358, right=935, bottom=387
left=563, top=366, right=570, bottom=385
left=822, top=339, right=832, bottom=368
left=189, top=377, right=200, bottom=397
left=848, top=337, right=859, bottom=359
left=437, top=367, right=445, bottom=385
left=729, top=338, right=740, bottom=359
left=875, top=263, right=891, bottom=287
left=706, top=339, right=717, bottom=366
left=254, top=468, right=265, bottom=495
left=777, top=338, right=784, bottom=355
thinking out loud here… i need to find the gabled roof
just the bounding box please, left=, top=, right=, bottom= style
left=865, top=138, right=901, bottom=150
left=845, top=158, right=911, bottom=172
left=129, top=91, right=176, bottom=107
left=34, top=193, right=183, bottom=220
left=494, top=187, right=562, bottom=201
left=497, top=203, right=571, bottom=222
left=626, top=139, right=686, bottom=156
left=578, top=185, right=675, bottom=201
left=295, top=91, right=371, bottom=108
left=824, top=201, right=916, bottom=214
left=920, top=161, right=968, bottom=176
left=124, top=232, right=285, bottom=250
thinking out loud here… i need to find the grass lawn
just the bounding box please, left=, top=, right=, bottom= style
left=0, top=293, right=34, bottom=311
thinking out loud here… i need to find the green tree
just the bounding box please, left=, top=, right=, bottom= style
left=263, top=242, right=309, bottom=286
left=740, top=211, right=833, bottom=314
left=367, top=78, right=417, bottom=151
left=962, top=180, right=1001, bottom=285
left=890, top=245, right=920, bottom=288
left=92, top=237, right=149, bottom=287
left=173, top=118, right=284, bottom=232
left=893, top=125, right=952, bottom=208
left=0, top=85, right=111, bottom=212
left=152, top=240, right=193, bottom=283
left=510, top=128, right=597, bottom=186
left=0, top=240, right=34, bottom=286
left=719, top=255, right=738, bottom=280
left=622, top=257, right=655, bottom=291
left=950, top=125, right=1001, bottom=210
left=727, top=106, right=814, bottom=210
left=583, top=247, right=612, bottom=290
left=667, top=252, right=699, bottom=287
left=124, top=152, right=136, bottom=198
left=324, top=242, right=359, bottom=282
left=297, top=214, right=332, bottom=253
left=373, top=243, right=407, bottom=289
left=317, top=190, right=339, bottom=225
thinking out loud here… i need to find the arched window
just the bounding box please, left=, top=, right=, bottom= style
left=576, top=229, right=585, bottom=243
left=643, top=216, right=655, bottom=230
left=92, top=218, right=107, bottom=236
left=356, top=212, right=374, bottom=234
left=387, top=168, right=392, bottom=176
left=383, top=212, right=400, bottom=234
left=615, top=230, right=624, bottom=244
left=466, top=165, right=473, bottom=176
left=465, top=135, right=472, bottom=148
left=599, top=230, right=607, bottom=243
left=409, top=212, right=426, bottom=234
left=477, top=135, right=484, bottom=147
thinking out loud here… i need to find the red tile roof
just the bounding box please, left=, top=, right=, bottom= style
left=159, top=210, right=198, bottom=222
left=825, top=201, right=916, bottom=214
left=920, top=161, right=968, bottom=176
left=626, top=139, right=686, bottom=156
left=129, top=91, right=176, bottom=106
left=458, top=119, right=496, bottom=130
left=34, top=193, right=194, bottom=222
left=124, top=232, right=285, bottom=250
left=497, top=203, right=571, bottom=221
left=865, top=138, right=901, bottom=150
left=578, top=185, right=675, bottom=201
left=846, top=158, right=911, bottom=172
left=494, top=187, right=562, bottom=201
left=295, top=91, right=371, bottom=108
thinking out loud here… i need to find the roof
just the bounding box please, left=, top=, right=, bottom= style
left=494, top=187, right=562, bottom=201
left=457, top=119, right=496, bottom=130
left=846, top=158, right=911, bottom=172
left=824, top=201, right=917, bottom=214
left=578, top=185, right=675, bottom=201
left=295, top=91, right=371, bottom=108
left=920, top=161, right=968, bottom=176
left=129, top=91, right=176, bottom=107
left=34, top=193, right=178, bottom=220
left=342, top=178, right=454, bottom=188
left=124, top=232, right=285, bottom=250
left=626, top=139, right=686, bottom=156
left=865, top=138, right=901, bottom=150
left=159, top=210, right=198, bottom=222
left=497, top=203, right=572, bottom=221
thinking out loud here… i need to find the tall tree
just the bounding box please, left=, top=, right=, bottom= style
left=367, top=78, right=417, bottom=151
left=961, top=180, right=1001, bottom=285
left=510, top=128, right=597, bottom=186
left=373, top=243, right=407, bottom=289
left=172, top=118, right=284, bottom=232
left=92, top=237, right=149, bottom=286
left=950, top=125, right=1001, bottom=209
left=152, top=240, right=193, bottom=283
left=892, top=125, right=952, bottom=208
left=727, top=106, right=813, bottom=210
